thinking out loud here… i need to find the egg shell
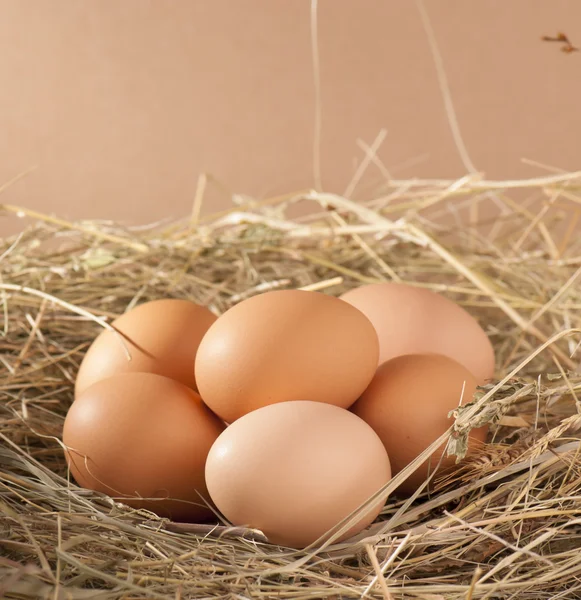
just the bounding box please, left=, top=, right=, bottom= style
left=351, top=353, right=488, bottom=495
left=195, top=290, right=380, bottom=423
left=340, top=282, right=495, bottom=384
left=75, top=298, right=216, bottom=396
left=205, top=400, right=391, bottom=548
left=63, top=372, right=225, bottom=521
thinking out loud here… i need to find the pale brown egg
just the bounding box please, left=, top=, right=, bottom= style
left=63, top=372, right=225, bottom=521
left=75, top=298, right=216, bottom=396
left=351, top=354, right=488, bottom=495
left=205, top=401, right=391, bottom=548
left=195, top=290, right=379, bottom=423
left=340, top=283, right=495, bottom=384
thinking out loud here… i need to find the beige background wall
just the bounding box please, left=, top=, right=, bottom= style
left=0, top=1, right=580, bottom=234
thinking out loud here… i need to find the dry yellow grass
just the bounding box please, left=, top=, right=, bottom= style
left=2, top=170, right=581, bottom=599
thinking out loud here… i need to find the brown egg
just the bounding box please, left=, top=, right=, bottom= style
left=75, top=298, right=216, bottom=396
left=63, top=372, right=225, bottom=521
left=205, top=401, right=391, bottom=548
left=195, top=290, right=379, bottom=423
left=351, top=354, right=487, bottom=495
left=340, top=283, right=495, bottom=384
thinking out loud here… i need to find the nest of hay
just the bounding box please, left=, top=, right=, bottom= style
left=2, top=172, right=581, bottom=599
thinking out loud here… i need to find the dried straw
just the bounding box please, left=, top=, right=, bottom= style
left=2, top=170, right=581, bottom=599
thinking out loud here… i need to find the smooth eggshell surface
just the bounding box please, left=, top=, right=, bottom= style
left=340, top=283, right=495, bottom=384
left=195, top=290, right=379, bottom=423
left=351, top=354, right=488, bottom=495
left=75, top=298, right=216, bottom=396
left=205, top=400, right=391, bottom=548
left=63, top=372, right=225, bottom=521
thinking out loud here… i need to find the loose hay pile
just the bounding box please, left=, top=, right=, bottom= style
left=2, top=172, right=581, bottom=599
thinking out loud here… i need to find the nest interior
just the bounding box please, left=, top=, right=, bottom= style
left=1, top=172, right=581, bottom=599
